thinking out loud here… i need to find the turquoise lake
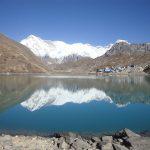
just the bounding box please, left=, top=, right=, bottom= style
left=0, top=75, right=150, bottom=135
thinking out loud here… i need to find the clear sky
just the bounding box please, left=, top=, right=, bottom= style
left=0, top=0, right=150, bottom=45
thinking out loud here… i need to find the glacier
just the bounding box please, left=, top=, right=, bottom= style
left=20, top=35, right=113, bottom=61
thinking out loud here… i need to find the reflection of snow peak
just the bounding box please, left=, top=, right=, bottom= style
left=116, top=102, right=130, bottom=108
left=21, top=88, right=112, bottom=111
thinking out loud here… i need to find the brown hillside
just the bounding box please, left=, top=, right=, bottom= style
left=0, top=33, right=49, bottom=73
left=93, top=52, right=150, bottom=69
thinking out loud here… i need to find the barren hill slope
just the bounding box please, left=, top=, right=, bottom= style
left=0, top=33, right=49, bottom=73
left=94, top=42, right=150, bottom=69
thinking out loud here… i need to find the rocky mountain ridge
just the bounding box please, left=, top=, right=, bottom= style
left=93, top=42, right=150, bottom=70
left=105, top=41, right=150, bottom=56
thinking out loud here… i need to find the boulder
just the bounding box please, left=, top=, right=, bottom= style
left=143, top=65, right=150, bottom=74
left=53, top=133, right=62, bottom=138
left=116, top=129, right=140, bottom=139
left=117, top=138, right=123, bottom=143
left=124, top=129, right=140, bottom=138
left=65, top=132, right=82, bottom=144
left=101, top=142, right=113, bottom=150
left=113, top=143, right=129, bottom=150
left=91, top=142, right=97, bottom=149
left=91, top=136, right=101, bottom=143
left=71, top=138, right=91, bottom=150
left=59, top=141, right=70, bottom=149
left=126, top=136, right=150, bottom=150
left=3, top=135, right=12, bottom=141
left=0, top=144, right=4, bottom=149
left=102, top=136, right=113, bottom=143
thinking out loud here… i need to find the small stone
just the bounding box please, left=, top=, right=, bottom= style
left=101, top=142, right=113, bottom=150
left=102, top=136, right=113, bottom=143
left=71, top=138, right=91, bottom=149
left=87, top=140, right=93, bottom=145
left=124, top=129, right=140, bottom=138
left=126, top=136, right=150, bottom=150
left=60, top=141, right=69, bottom=149
left=3, top=145, right=13, bottom=150
left=32, top=137, right=37, bottom=140
left=68, top=132, right=77, bottom=138
left=91, top=136, right=101, bottom=143
left=53, top=133, right=61, bottom=138
left=113, top=143, right=129, bottom=150
left=118, top=138, right=123, bottom=143
left=91, top=142, right=97, bottom=148
left=58, top=137, right=65, bottom=143
left=65, top=132, right=81, bottom=144
left=4, top=135, right=11, bottom=140
left=0, top=144, right=4, bottom=149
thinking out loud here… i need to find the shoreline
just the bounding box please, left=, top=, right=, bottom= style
left=0, top=129, right=150, bottom=138
left=0, top=72, right=148, bottom=77
left=0, top=129, right=150, bottom=149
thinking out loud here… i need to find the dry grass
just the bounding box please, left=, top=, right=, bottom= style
left=0, top=33, right=49, bottom=73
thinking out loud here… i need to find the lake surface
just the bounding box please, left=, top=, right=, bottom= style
left=0, top=75, right=150, bottom=135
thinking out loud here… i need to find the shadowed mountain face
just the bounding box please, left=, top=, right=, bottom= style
left=0, top=33, right=49, bottom=73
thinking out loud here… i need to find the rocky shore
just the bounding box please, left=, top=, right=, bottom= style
left=0, top=129, right=150, bottom=150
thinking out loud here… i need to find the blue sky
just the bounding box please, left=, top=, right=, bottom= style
left=0, top=0, right=150, bottom=45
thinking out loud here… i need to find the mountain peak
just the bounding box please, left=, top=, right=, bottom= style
left=21, top=35, right=52, bottom=57
left=116, top=39, right=130, bottom=44
left=21, top=35, right=111, bottom=60
left=27, top=34, right=39, bottom=39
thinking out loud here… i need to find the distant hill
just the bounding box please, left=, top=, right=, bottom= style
left=0, top=33, right=49, bottom=73
left=93, top=41, right=150, bottom=69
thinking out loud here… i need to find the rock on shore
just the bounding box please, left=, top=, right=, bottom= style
left=0, top=129, right=150, bottom=150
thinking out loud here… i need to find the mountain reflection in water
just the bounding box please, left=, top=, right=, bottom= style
left=0, top=75, right=150, bottom=112
left=0, top=75, right=150, bottom=134
left=21, top=88, right=112, bottom=111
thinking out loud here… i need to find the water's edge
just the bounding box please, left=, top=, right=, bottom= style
left=0, top=129, right=150, bottom=149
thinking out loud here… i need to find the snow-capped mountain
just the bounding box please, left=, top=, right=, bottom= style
left=115, top=39, right=130, bottom=44
left=20, top=35, right=113, bottom=63
left=21, top=87, right=112, bottom=111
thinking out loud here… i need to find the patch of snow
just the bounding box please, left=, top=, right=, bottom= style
left=116, top=102, right=130, bottom=108
left=116, top=39, right=130, bottom=44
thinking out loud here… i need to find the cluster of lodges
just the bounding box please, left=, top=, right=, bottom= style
left=96, top=64, right=135, bottom=75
